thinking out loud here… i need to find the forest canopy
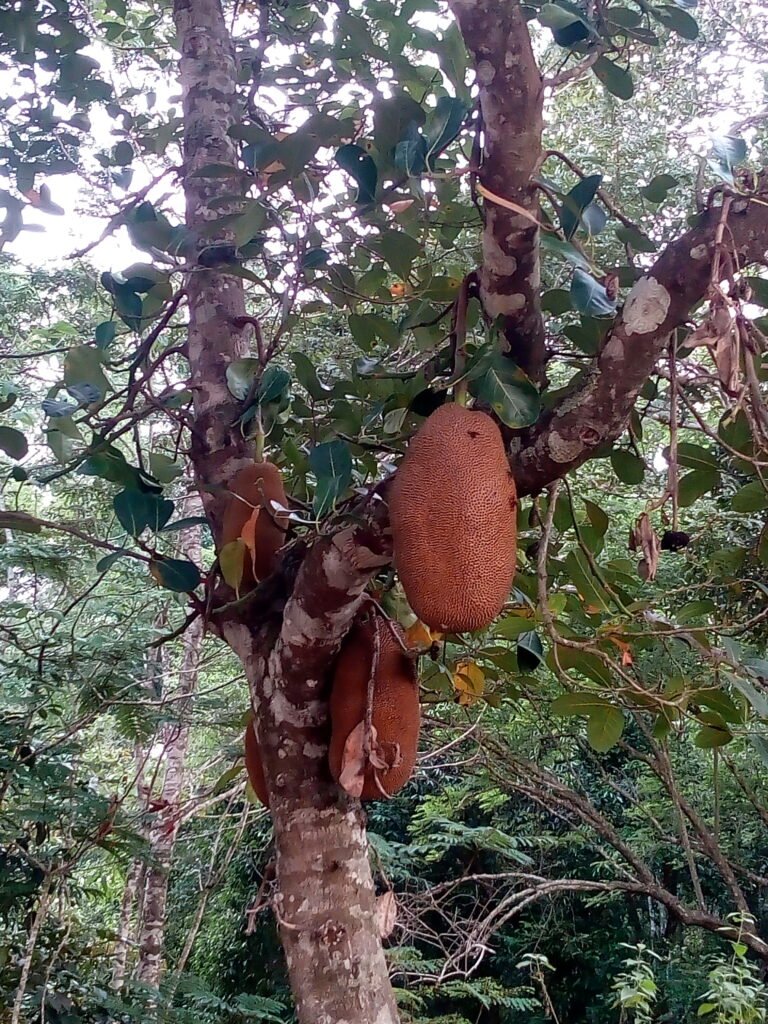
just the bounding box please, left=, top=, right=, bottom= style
left=1, top=0, right=768, bottom=1022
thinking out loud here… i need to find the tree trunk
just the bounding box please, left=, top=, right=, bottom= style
left=135, top=523, right=204, bottom=987
left=111, top=860, right=141, bottom=990
left=172, top=0, right=401, bottom=1018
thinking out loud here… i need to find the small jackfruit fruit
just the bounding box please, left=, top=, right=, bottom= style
left=328, top=616, right=419, bottom=800
left=220, top=461, right=289, bottom=586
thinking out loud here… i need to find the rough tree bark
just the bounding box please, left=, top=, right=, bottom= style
left=448, top=0, right=546, bottom=383
left=136, top=525, right=204, bottom=986
left=170, top=0, right=768, bottom=1020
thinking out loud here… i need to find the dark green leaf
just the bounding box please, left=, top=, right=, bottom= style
left=610, top=449, right=645, bottom=484
left=678, top=468, right=718, bottom=506
left=731, top=481, right=768, bottom=513
left=0, top=426, right=28, bottom=460
left=559, top=174, right=602, bottom=241
left=94, top=321, right=117, bottom=349
left=592, top=57, right=634, bottom=99
left=335, top=144, right=378, bottom=204
left=160, top=516, right=210, bottom=533
left=694, top=725, right=732, bottom=748
left=310, top=440, right=352, bottom=517
left=616, top=225, right=658, bottom=253
left=96, top=551, right=127, bottom=573
left=226, top=358, right=260, bottom=400
left=291, top=353, right=330, bottom=400
left=301, top=248, right=329, bottom=270
left=587, top=705, right=625, bottom=752
left=425, top=96, right=467, bottom=167
left=552, top=692, right=610, bottom=716
left=571, top=270, right=617, bottom=317
left=517, top=631, right=544, bottom=672
left=150, top=557, right=202, bottom=592
left=650, top=4, right=699, bottom=39
left=114, top=490, right=174, bottom=536
left=467, top=350, right=541, bottom=428
left=639, top=173, right=680, bottom=203
left=258, top=366, right=291, bottom=405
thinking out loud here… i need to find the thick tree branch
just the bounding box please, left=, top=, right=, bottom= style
left=448, top=0, right=546, bottom=383
left=513, top=190, right=768, bottom=496
left=220, top=499, right=397, bottom=1024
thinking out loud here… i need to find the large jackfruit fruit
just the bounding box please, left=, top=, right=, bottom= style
left=328, top=616, right=420, bottom=800
left=388, top=404, right=517, bottom=632
left=220, top=462, right=289, bottom=585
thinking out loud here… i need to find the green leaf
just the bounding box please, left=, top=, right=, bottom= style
left=731, top=481, right=768, bottom=513
left=425, top=96, right=467, bottom=167
left=335, top=144, right=377, bottom=204
left=438, top=22, right=469, bottom=96
left=517, top=631, right=544, bottom=672
left=639, top=173, right=680, bottom=203
left=291, top=353, right=330, bottom=400
left=373, top=91, right=426, bottom=164
left=302, top=247, right=329, bottom=270
left=562, top=550, right=615, bottom=615
left=160, top=516, right=209, bottom=533
left=213, top=763, right=244, bottom=794
left=758, top=523, right=768, bottom=567
left=494, top=616, right=535, bottom=639
left=615, top=225, right=658, bottom=253
left=96, top=551, right=127, bottom=573
left=349, top=313, right=400, bottom=352
left=571, top=269, right=616, bottom=317
left=219, top=539, right=245, bottom=592
left=678, top=468, right=718, bottom=507
left=226, top=358, right=260, bottom=400
left=592, top=56, right=634, bottom=99
left=550, top=643, right=614, bottom=687
left=79, top=446, right=143, bottom=489
left=542, top=289, right=572, bottom=315
left=541, top=234, right=592, bottom=272
left=587, top=705, right=625, bottom=752
left=148, top=453, right=182, bottom=484
left=559, top=174, right=602, bottom=241
left=552, top=692, right=610, bottom=716
left=650, top=4, right=699, bottom=39
left=610, top=449, right=645, bottom=484
left=114, top=490, right=174, bottom=536
left=582, top=499, right=609, bottom=538
left=258, top=366, right=291, bottom=405
left=371, top=230, right=422, bottom=280
left=113, top=140, right=134, bottom=166
left=63, top=345, right=110, bottom=399
left=676, top=442, right=718, bottom=471
left=694, top=725, right=732, bottom=748
left=150, top=557, right=202, bottom=593
left=707, top=547, right=745, bottom=577
left=0, top=426, right=28, bottom=460
left=94, top=321, right=117, bottom=348
left=467, top=351, right=541, bottom=428
left=676, top=600, right=716, bottom=623
left=309, top=440, right=352, bottom=517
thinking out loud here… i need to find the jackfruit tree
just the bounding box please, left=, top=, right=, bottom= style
left=1, top=0, right=768, bottom=1022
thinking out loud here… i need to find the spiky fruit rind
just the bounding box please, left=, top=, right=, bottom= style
left=388, top=404, right=518, bottom=632
left=220, top=461, right=288, bottom=584
left=329, top=617, right=420, bottom=801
